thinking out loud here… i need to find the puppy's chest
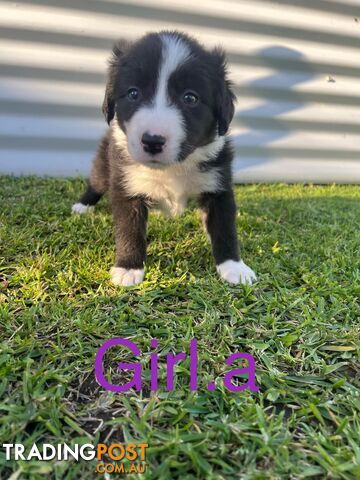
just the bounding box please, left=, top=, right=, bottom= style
left=122, top=162, right=219, bottom=216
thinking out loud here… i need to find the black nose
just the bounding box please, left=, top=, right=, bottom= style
left=141, top=133, right=166, bottom=155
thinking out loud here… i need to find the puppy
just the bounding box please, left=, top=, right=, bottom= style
left=72, top=31, right=256, bottom=287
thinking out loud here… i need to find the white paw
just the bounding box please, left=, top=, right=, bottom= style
left=71, top=203, right=93, bottom=214
left=217, top=260, right=257, bottom=285
left=110, top=267, right=144, bottom=286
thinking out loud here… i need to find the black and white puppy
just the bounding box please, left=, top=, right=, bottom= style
left=72, top=31, right=256, bottom=287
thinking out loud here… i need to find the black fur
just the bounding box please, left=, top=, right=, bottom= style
left=111, top=190, right=148, bottom=270
left=79, top=184, right=103, bottom=206
left=199, top=190, right=239, bottom=265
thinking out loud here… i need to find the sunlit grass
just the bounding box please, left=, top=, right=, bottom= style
left=1, top=177, right=359, bottom=479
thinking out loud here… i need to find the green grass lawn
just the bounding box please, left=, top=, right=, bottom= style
left=1, top=177, right=359, bottom=479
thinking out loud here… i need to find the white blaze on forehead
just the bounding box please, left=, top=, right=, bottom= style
left=155, top=34, right=191, bottom=109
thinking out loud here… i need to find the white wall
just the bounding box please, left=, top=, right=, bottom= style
left=0, top=0, right=360, bottom=182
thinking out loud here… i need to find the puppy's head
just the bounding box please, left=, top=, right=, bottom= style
left=104, top=31, right=235, bottom=167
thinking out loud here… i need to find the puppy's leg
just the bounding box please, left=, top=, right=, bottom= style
left=110, top=190, right=148, bottom=287
left=72, top=135, right=109, bottom=214
left=199, top=190, right=256, bottom=285
left=72, top=184, right=103, bottom=214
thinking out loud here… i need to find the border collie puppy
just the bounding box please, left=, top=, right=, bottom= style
left=72, top=31, right=256, bottom=287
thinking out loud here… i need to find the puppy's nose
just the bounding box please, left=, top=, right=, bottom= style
left=141, top=132, right=166, bottom=155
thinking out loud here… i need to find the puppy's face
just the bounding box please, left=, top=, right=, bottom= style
left=104, top=32, right=235, bottom=167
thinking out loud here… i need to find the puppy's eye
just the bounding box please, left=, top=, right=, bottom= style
left=183, top=91, right=199, bottom=105
left=127, top=87, right=140, bottom=101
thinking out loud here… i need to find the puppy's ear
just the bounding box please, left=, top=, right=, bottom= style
left=102, top=39, right=132, bottom=124
left=212, top=48, right=236, bottom=136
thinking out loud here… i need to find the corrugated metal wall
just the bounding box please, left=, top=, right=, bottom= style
left=0, top=0, right=360, bottom=182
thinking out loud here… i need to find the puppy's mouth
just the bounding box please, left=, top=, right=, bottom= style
left=147, top=158, right=163, bottom=168
left=146, top=157, right=181, bottom=169
left=131, top=149, right=178, bottom=168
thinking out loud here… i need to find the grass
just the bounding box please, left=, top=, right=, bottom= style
left=0, top=176, right=359, bottom=480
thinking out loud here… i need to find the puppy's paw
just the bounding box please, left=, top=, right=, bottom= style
left=110, top=267, right=144, bottom=287
left=72, top=203, right=93, bottom=214
left=217, top=260, right=257, bottom=285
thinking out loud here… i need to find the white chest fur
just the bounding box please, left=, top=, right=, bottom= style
left=122, top=159, right=218, bottom=216
left=120, top=138, right=225, bottom=217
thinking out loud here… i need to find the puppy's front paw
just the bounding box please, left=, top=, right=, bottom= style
left=110, top=267, right=144, bottom=287
left=72, top=203, right=93, bottom=214
left=217, top=260, right=257, bottom=285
